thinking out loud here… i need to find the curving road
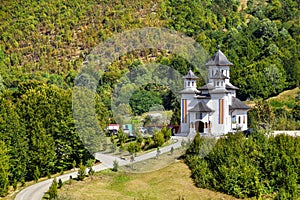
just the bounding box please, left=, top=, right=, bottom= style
left=15, top=136, right=188, bottom=200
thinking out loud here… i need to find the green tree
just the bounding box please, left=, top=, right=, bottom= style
left=33, top=166, right=40, bottom=183
left=77, top=162, right=86, bottom=181
left=0, top=140, right=9, bottom=196
left=248, top=99, right=275, bottom=128
left=48, top=179, right=58, bottom=200
left=127, top=142, right=140, bottom=155
left=130, top=89, right=163, bottom=115
left=0, top=95, right=28, bottom=183
left=117, top=129, right=128, bottom=146
left=153, top=131, right=164, bottom=147
left=160, top=126, right=172, bottom=142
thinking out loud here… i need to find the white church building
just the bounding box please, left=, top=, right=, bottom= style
left=179, top=49, right=250, bottom=135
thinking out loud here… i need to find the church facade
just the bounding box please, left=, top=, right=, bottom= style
left=179, top=50, right=250, bottom=135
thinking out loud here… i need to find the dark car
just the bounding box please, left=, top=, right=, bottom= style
left=243, top=128, right=256, bottom=138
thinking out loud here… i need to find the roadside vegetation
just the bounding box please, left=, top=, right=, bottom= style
left=106, top=126, right=173, bottom=159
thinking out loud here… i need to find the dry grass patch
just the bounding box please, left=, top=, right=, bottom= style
left=58, top=160, right=241, bottom=200
left=268, top=87, right=299, bottom=102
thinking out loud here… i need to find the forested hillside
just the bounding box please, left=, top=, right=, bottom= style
left=186, top=132, right=300, bottom=199
left=0, top=0, right=299, bottom=196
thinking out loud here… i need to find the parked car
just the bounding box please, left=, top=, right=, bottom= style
left=243, top=128, right=257, bottom=138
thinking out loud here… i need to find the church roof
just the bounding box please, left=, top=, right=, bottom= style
left=198, top=83, right=239, bottom=91
left=198, top=83, right=214, bottom=90
left=189, top=101, right=214, bottom=112
left=205, top=50, right=234, bottom=66
left=182, top=69, right=199, bottom=79
left=230, top=97, right=250, bottom=110
left=210, top=88, right=230, bottom=94
left=178, top=87, right=199, bottom=94
left=226, top=83, right=239, bottom=90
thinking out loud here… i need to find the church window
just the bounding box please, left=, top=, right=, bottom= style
left=205, top=122, right=208, bottom=128
left=192, top=81, right=194, bottom=86
left=221, top=70, right=224, bottom=75
left=232, top=115, right=236, bottom=124
left=196, top=113, right=202, bottom=119
left=243, top=116, right=245, bottom=124
left=238, top=116, right=241, bottom=124
left=209, top=121, right=212, bottom=128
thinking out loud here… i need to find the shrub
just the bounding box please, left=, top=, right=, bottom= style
left=58, top=178, right=63, bottom=189
left=112, top=160, right=119, bottom=172
left=117, top=129, right=128, bottom=145
left=153, top=131, right=164, bottom=147
left=170, top=146, right=174, bottom=155
left=48, top=179, right=58, bottom=200
left=77, top=162, right=86, bottom=181
left=127, top=141, right=141, bottom=155
left=160, top=126, right=172, bottom=141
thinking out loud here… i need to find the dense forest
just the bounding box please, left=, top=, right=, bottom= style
left=0, top=0, right=299, bottom=197
left=185, top=132, right=300, bottom=199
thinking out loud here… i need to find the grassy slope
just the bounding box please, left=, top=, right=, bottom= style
left=245, top=87, right=299, bottom=108
left=268, top=87, right=299, bottom=102
left=58, top=151, right=240, bottom=200
left=267, top=87, right=299, bottom=110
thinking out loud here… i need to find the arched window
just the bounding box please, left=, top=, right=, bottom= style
left=238, top=116, right=241, bottom=124
left=192, top=81, right=194, bottom=86
left=232, top=115, right=236, bottom=124
left=205, top=122, right=208, bottom=128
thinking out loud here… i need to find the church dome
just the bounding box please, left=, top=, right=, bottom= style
left=182, top=68, right=199, bottom=79
left=205, top=50, right=234, bottom=66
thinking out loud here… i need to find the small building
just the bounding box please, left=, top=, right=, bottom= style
left=105, top=124, right=120, bottom=136
left=179, top=49, right=250, bottom=135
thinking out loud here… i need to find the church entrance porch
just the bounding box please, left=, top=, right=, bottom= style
left=195, top=121, right=204, bottom=133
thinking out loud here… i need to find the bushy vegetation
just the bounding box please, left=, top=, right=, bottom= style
left=248, top=90, right=300, bottom=130
left=48, top=179, right=58, bottom=200
left=185, top=132, right=300, bottom=199
left=119, top=126, right=171, bottom=154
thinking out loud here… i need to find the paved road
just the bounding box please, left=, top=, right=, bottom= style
left=15, top=136, right=188, bottom=200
